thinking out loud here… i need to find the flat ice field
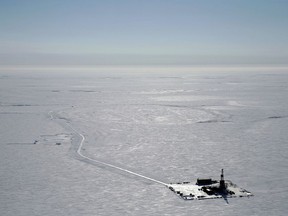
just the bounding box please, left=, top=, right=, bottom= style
left=1, top=67, right=288, bottom=215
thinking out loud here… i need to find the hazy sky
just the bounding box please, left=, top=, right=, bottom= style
left=1, top=0, right=288, bottom=66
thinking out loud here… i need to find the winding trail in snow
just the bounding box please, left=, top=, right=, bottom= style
left=49, top=111, right=168, bottom=186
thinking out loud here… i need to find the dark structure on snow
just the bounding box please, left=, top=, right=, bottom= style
left=168, top=168, right=254, bottom=201
left=219, top=169, right=226, bottom=190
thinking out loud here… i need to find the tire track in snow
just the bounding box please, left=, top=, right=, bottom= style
left=49, top=111, right=168, bottom=186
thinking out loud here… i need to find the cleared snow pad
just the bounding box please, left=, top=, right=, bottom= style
left=38, top=133, right=71, bottom=145
left=168, top=180, right=253, bottom=200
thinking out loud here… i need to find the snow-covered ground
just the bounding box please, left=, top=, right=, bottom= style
left=1, top=67, right=288, bottom=215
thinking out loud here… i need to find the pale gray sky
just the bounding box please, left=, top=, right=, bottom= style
left=1, top=0, right=288, bottom=66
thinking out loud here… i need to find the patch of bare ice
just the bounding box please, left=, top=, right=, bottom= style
left=152, top=95, right=219, bottom=102
left=133, top=89, right=193, bottom=95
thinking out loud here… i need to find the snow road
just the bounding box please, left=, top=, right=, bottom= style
left=49, top=111, right=168, bottom=186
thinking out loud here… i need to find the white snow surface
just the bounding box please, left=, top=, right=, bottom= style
left=1, top=68, right=288, bottom=215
